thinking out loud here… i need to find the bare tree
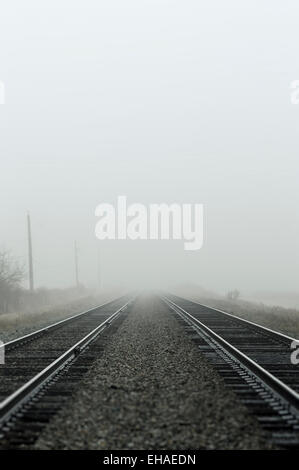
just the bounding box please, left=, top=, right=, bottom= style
left=0, top=249, right=25, bottom=313
left=0, top=250, right=24, bottom=285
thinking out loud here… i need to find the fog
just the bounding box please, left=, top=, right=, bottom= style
left=0, top=1, right=298, bottom=300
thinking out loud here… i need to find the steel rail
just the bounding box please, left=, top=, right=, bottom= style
left=4, top=296, right=123, bottom=351
left=162, top=296, right=299, bottom=416
left=169, top=294, right=298, bottom=343
left=0, top=298, right=132, bottom=427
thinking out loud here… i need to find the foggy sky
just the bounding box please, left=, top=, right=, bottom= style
left=0, top=1, right=298, bottom=295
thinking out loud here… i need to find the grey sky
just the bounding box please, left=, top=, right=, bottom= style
left=0, top=1, right=298, bottom=295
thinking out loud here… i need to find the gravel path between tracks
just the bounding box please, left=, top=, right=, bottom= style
left=35, top=295, right=273, bottom=450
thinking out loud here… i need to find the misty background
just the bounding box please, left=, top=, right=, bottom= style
left=0, top=1, right=298, bottom=306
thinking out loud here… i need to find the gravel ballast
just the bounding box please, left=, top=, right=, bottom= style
left=35, top=295, right=272, bottom=450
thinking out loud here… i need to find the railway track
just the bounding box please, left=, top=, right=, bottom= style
left=0, top=295, right=134, bottom=448
left=1, top=293, right=298, bottom=449
left=162, top=294, right=299, bottom=448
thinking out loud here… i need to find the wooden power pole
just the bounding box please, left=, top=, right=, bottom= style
left=97, top=245, right=101, bottom=291
left=74, top=240, right=79, bottom=288
left=27, top=212, right=34, bottom=292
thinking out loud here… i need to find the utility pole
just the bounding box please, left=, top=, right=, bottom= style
left=97, top=245, right=101, bottom=291
left=27, top=212, right=34, bottom=292
left=74, top=240, right=79, bottom=288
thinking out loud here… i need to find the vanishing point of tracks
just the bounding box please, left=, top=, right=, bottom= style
left=0, top=293, right=298, bottom=449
